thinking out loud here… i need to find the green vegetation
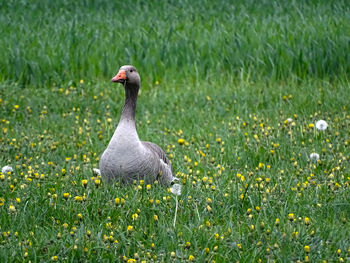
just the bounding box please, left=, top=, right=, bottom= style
left=1, top=0, right=349, bottom=262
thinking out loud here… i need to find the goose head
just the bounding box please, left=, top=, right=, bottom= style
left=111, top=65, right=140, bottom=86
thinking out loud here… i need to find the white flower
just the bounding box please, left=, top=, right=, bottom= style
left=92, top=168, right=101, bottom=176
left=286, top=118, right=293, bottom=123
left=170, top=184, right=182, bottom=196
left=2, top=165, right=13, bottom=174
left=310, top=153, right=320, bottom=162
left=316, top=120, right=328, bottom=131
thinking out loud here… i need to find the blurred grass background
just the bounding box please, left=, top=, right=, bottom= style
left=1, top=0, right=350, bottom=86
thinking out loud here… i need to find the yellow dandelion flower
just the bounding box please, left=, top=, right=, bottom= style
left=304, top=245, right=310, bottom=253
left=51, top=256, right=58, bottom=261
left=206, top=205, right=212, bottom=213
left=132, top=213, right=138, bottom=220
left=74, top=196, right=83, bottom=202
left=177, top=138, right=185, bottom=145
left=288, top=213, right=295, bottom=221
left=81, top=179, right=88, bottom=187
left=275, top=218, right=280, bottom=226
left=0, top=197, right=5, bottom=206
left=153, top=215, right=158, bottom=221
left=94, top=179, right=101, bottom=186
left=304, top=217, right=310, bottom=225
left=146, top=184, right=151, bottom=190
left=9, top=204, right=16, bottom=212
left=188, top=255, right=195, bottom=261
left=115, top=197, right=120, bottom=205
left=127, top=225, right=134, bottom=232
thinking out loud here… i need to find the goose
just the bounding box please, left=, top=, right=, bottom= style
left=99, top=65, right=177, bottom=185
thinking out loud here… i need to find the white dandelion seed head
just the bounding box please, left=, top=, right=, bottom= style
left=2, top=165, right=13, bottom=174
left=286, top=118, right=293, bottom=123
left=309, top=153, right=320, bottom=162
left=170, top=184, right=182, bottom=196
left=92, top=168, right=101, bottom=176
left=316, top=120, right=328, bottom=131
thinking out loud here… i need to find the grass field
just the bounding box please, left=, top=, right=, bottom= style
left=1, top=0, right=350, bottom=262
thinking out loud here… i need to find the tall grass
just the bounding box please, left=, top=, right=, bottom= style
left=1, top=0, right=350, bottom=86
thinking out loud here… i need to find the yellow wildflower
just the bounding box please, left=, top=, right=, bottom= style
left=304, top=245, right=310, bottom=253
left=81, top=179, right=88, bottom=187
left=177, top=138, right=185, bottom=145
left=9, top=204, right=16, bottom=212
left=304, top=217, right=310, bottom=225
left=288, top=213, right=295, bottom=221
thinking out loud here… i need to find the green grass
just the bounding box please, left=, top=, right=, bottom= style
left=1, top=0, right=350, bottom=262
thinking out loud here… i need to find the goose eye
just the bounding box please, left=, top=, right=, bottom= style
left=130, top=69, right=134, bottom=73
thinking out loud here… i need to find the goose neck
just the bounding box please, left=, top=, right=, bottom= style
left=120, top=84, right=139, bottom=122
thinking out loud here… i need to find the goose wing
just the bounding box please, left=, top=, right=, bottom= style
left=142, top=141, right=176, bottom=185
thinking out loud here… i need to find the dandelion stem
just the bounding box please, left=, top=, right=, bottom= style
left=194, top=202, right=201, bottom=221
left=173, top=196, right=178, bottom=228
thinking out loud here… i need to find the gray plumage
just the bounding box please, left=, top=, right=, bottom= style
left=99, top=65, right=177, bottom=185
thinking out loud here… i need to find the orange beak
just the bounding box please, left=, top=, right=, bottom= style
left=111, top=70, right=127, bottom=83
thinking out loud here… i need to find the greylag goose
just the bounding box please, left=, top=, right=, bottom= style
left=99, top=65, right=177, bottom=185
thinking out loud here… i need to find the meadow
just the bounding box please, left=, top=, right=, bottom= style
left=1, top=0, right=350, bottom=262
